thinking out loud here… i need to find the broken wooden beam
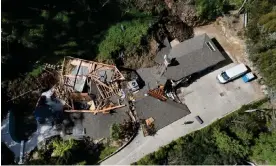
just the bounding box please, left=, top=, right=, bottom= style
left=64, top=104, right=126, bottom=113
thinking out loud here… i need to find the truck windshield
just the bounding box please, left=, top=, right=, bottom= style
left=221, top=72, right=230, bottom=80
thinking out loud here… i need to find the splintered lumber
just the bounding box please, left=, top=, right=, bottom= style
left=70, top=93, right=91, bottom=101
left=73, top=60, right=82, bottom=89
left=146, top=117, right=154, bottom=126
left=64, top=104, right=126, bottom=113
left=91, top=77, right=111, bottom=90
left=148, top=87, right=167, bottom=101
left=93, top=104, right=126, bottom=114
left=64, top=56, right=125, bottom=80
left=96, top=84, right=106, bottom=99
left=71, top=99, right=75, bottom=109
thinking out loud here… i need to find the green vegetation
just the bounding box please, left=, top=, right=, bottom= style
left=98, top=18, right=152, bottom=59
left=99, top=145, right=118, bottom=160
left=110, top=120, right=136, bottom=141
left=134, top=99, right=276, bottom=165
left=111, top=123, right=122, bottom=141
left=195, top=0, right=225, bottom=20
left=245, top=0, right=276, bottom=90
left=258, top=11, right=276, bottom=33
left=228, top=0, right=244, bottom=8
left=251, top=132, right=276, bottom=165
left=26, top=137, right=118, bottom=165
left=51, top=139, right=77, bottom=164
left=29, top=66, right=43, bottom=77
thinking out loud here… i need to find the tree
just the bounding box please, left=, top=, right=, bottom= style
left=51, top=138, right=78, bottom=164
left=251, top=132, right=276, bottom=165
left=110, top=120, right=135, bottom=141
left=213, top=128, right=249, bottom=159
left=230, top=126, right=253, bottom=145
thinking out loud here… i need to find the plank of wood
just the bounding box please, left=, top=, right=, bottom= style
left=61, top=57, right=66, bottom=75
left=91, top=77, right=111, bottom=90
left=64, top=104, right=126, bottom=113
left=148, top=89, right=167, bottom=101
left=96, top=84, right=105, bottom=99
left=64, top=110, right=93, bottom=112
left=71, top=99, right=75, bottom=109
left=73, top=60, right=82, bottom=89
left=94, top=104, right=126, bottom=113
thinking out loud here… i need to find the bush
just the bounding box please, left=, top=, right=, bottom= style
left=254, top=49, right=276, bottom=89
left=51, top=138, right=78, bottom=164
left=195, top=0, right=225, bottom=20
left=258, top=12, right=276, bottom=33
left=99, top=145, right=117, bottom=160
left=98, top=18, right=152, bottom=59
left=110, top=123, right=122, bottom=141
left=228, top=0, right=244, bottom=8
left=110, top=120, right=135, bottom=141
left=246, top=0, right=276, bottom=91
left=251, top=132, right=276, bottom=164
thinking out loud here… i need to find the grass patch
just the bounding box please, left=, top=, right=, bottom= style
left=99, top=145, right=118, bottom=160
left=28, top=65, right=43, bottom=77
left=98, top=17, right=153, bottom=60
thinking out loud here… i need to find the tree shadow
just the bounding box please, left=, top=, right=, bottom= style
left=2, top=0, right=126, bottom=81
left=1, top=142, right=15, bottom=165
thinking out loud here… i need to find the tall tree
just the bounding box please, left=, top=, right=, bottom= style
left=251, top=132, right=276, bottom=165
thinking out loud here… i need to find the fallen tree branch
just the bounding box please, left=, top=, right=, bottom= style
left=6, top=89, right=39, bottom=102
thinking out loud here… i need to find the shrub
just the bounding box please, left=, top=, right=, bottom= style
left=51, top=139, right=78, bottom=164
left=110, top=123, right=122, bottom=141
left=258, top=12, right=276, bottom=33
left=110, top=120, right=135, bottom=141
left=251, top=132, right=276, bottom=165
left=195, top=0, right=225, bottom=20
left=98, top=18, right=152, bottom=59
left=99, top=145, right=117, bottom=160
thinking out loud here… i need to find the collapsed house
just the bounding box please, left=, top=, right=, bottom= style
left=58, top=56, right=126, bottom=114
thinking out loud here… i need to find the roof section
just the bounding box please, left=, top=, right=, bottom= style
left=164, top=34, right=225, bottom=80
left=155, top=38, right=172, bottom=64
left=135, top=96, right=190, bottom=130
left=136, top=67, right=167, bottom=94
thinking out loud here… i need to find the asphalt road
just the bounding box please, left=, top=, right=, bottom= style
left=101, top=63, right=263, bottom=165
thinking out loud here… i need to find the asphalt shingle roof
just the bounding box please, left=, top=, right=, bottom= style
left=135, top=96, right=190, bottom=130
left=155, top=34, right=225, bottom=80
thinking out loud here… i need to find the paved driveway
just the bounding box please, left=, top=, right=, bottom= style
left=178, top=63, right=263, bottom=121
left=101, top=63, right=263, bottom=165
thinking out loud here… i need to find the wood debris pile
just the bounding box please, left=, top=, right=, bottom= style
left=55, top=56, right=126, bottom=114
